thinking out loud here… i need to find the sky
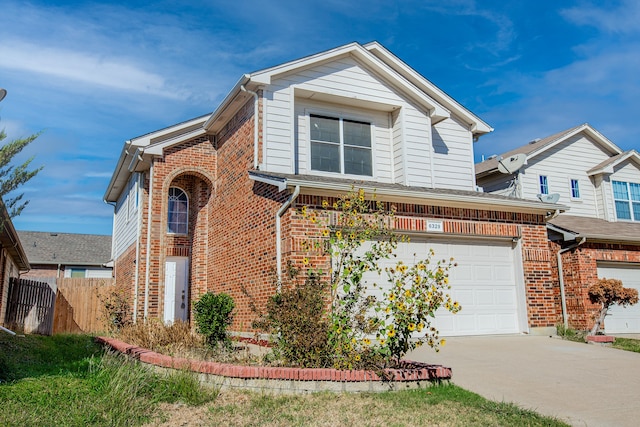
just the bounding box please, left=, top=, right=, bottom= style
left=0, top=0, right=639, bottom=236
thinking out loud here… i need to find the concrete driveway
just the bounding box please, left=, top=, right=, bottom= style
left=409, top=335, right=640, bottom=427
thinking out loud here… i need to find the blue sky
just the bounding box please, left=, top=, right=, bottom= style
left=0, top=0, right=638, bottom=236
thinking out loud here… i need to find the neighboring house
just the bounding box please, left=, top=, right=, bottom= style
left=105, top=41, right=564, bottom=336
left=0, top=200, right=30, bottom=326
left=17, top=231, right=113, bottom=281
left=476, top=123, right=640, bottom=333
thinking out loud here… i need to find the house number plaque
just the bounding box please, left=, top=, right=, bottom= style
left=427, top=220, right=444, bottom=233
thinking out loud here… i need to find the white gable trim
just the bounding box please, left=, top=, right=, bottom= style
left=249, top=43, right=451, bottom=124
left=588, top=150, right=640, bottom=176
left=530, top=124, right=621, bottom=161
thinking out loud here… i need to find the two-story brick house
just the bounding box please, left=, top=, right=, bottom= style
left=476, top=124, right=640, bottom=333
left=105, top=42, right=564, bottom=336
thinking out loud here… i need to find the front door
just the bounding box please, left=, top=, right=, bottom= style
left=163, top=257, right=189, bottom=324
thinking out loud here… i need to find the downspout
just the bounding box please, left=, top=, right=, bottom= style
left=133, top=173, right=142, bottom=324
left=557, top=237, right=587, bottom=329
left=276, top=185, right=300, bottom=288
left=240, top=85, right=260, bottom=170
left=144, top=163, right=154, bottom=321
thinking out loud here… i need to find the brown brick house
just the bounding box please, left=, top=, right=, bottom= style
left=477, top=124, right=640, bottom=333
left=104, top=42, right=564, bottom=336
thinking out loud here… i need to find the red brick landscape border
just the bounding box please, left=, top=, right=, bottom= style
left=96, top=337, right=452, bottom=393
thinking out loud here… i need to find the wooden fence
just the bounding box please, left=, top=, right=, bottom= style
left=53, top=278, right=116, bottom=334
left=4, top=277, right=56, bottom=335
left=3, top=277, right=116, bottom=335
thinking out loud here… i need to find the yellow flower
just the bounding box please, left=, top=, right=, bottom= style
left=408, top=323, right=416, bottom=331
left=355, top=354, right=361, bottom=361
left=302, top=257, right=310, bottom=265
left=300, top=206, right=307, bottom=216
left=322, top=200, right=329, bottom=208
left=333, top=202, right=338, bottom=209
left=453, top=301, right=459, bottom=308
left=388, top=293, right=396, bottom=301
left=387, top=329, right=396, bottom=338
left=417, top=323, right=424, bottom=332
left=349, top=233, right=356, bottom=239
left=385, top=307, right=391, bottom=314
left=379, top=339, right=386, bottom=346
left=398, top=264, right=407, bottom=273
left=417, top=263, right=426, bottom=271
left=363, top=338, right=371, bottom=346
left=335, top=231, right=342, bottom=239
left=405, top=289, right=412, bottom=298
left=416, top=341, right=423, bottom=347
left=440, top=339, right=446, bottom=346
left=351, top=338, right=357, bottom=344
left=322, top=229, right=330, bottom=237
left=444, top=277, right=449, bottom=285
left=344, top=201, right=351, bottom=208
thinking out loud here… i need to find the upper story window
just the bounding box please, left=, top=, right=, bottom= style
left=612, top=180, right=640, bottom=221
left=570, top=179, right=580, bottom=199
left=539, top=175, right=549, bottom=195
left=310, top=114, right=372, bottom=176
left=167, top=187, right=188, bottom=234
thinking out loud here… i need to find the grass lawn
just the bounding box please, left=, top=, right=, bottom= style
left=612, top=337, right=640, bottom=353
left=0, top=333, right=568, bottom=427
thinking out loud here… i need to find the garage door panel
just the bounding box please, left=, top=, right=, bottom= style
left=596, top=263, right=640, bottom=334
left=356, top=239, right=523, bottom=336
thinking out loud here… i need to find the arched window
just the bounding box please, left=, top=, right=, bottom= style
left=167, top=187, right=188, bottom=234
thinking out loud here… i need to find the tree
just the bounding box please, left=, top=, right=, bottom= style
left=0, top=128, right=43, bottom=218
left=588, top=278, right=639, bottom=336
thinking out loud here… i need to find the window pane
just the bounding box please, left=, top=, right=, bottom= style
left=616, top=200, right=632, bottom=220
left=571, top=179, right=580, bottom=198
left=633, top=202, right=640, bottom=221
left=168, top=187, right=188, bottom=234
left=344, top=146, right=372, bottom=176
left=539, top=176, right=548, bottom=194
left=311, top=141, right=340, bottom=172
left=70, top=269, right=86, bottom=278
left=613, top=181, right=629, bottom=200
left=630, top=183, right=640, bottom=201
left=310, top=115, right=339, bottom=143
left=343, top=120, right=371, bottom=148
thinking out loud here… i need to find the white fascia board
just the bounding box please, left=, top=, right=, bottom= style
left=144, top=128, right=208, bottom=156
left=250, top=43, right=450, bottom=122
left=248, top=171, right=287, bottom=192
left=203, top=74, right=252, bottom=132
left=282, top=177, right=566, bottom=215
left=364, top=42, right=493, bottom=135
left=104, top=143, right=134, bottom=202
left=547, top=223, right=578, bottom=241
left=530, top=124, right=622, bottom=161
left=588, top=150, right=640, bottom=176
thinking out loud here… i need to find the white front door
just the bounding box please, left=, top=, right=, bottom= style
left=164, top=257, right=189, bottom=324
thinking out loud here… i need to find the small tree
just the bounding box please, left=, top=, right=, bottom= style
left=588, top=278, right=639, bottom=336
left=0, top=128, right=43, bottom=218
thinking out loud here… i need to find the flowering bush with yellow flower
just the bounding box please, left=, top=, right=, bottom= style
left=374, top=253, right=460, bottom=362
left=291, top=188, right=460, bottom=369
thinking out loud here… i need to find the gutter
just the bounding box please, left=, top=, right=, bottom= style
left=557, top=237, right=587, bottom=329
left=275, top=186, right=300, bottom=287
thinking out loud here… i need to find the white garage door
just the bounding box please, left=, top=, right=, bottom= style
left=596, top=263, right=640, bottom=334
left=358, top=239, right=524, bottom=336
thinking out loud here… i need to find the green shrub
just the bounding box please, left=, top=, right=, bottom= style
left=193, top=292, right=235, bottom=347
left=254, top=264, right=331, bottom=368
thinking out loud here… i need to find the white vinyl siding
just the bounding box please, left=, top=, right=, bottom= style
left=64, top=267, right=113, bottom=278
left=518, top=134, right=612, bottom=217
left=112, top=174, right=140, bottom=259
left=431, top=115, right=476, bottom=191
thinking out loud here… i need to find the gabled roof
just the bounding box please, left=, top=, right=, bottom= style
left=549, top=215, right=640, bottom=244
left=17, top=231, right=112, bottom=266
left=475, top=123, right=622, bottom=177
left=204, top=41, right=493, bottom=136
left=587, top=150, right=640, bottom=176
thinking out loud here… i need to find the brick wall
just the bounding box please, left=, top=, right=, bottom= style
left=21, top=264, right=59, bottom=279
left=554, top=241, right=640, bottom=330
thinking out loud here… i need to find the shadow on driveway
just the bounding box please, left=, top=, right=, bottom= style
left=409, top=335, right=640, bottom=427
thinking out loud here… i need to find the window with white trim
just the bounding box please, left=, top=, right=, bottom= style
left=613, top=180, right=640, bottom=221
left=167, top=187, right=189, bottom=234
left=539, top=175, right=549, bottom=195
left=310, top=114, right=372, bottom=176
left=570, top=179, right=580, bottom=199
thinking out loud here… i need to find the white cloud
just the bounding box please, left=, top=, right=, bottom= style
left=0, top=42, right=188, bottom=99
left=561, top=0, right=640, bottom=34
